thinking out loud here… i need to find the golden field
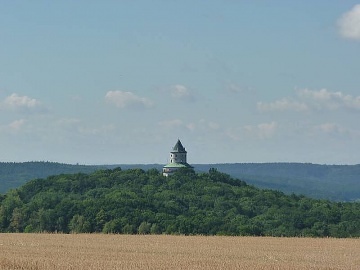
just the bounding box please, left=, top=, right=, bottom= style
left=0, top=234, right=359, bottom=269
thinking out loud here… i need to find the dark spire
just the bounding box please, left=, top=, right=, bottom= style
left=172, top=139, right=186, bottom=153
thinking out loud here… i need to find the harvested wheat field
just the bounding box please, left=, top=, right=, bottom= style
left=0, top=234, right=359, bottom=269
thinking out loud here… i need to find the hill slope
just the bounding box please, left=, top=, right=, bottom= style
left=1, top=162, right=360, bottom=201
left=193, top=163, right=360, bottom=202
left=0, top=168, right=359, bottom=237
left=0, top=162, right=103, bottom=194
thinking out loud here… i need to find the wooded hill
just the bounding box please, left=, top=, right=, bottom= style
left=0, top=167, right=359, bottom=237
left=1, top=162, right=360, bottom=201
left=194, top=163, right=360, bottom=202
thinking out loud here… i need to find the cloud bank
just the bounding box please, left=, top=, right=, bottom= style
left=1, top=93, right=44, bottom=113
left=170, top=85, right=195, bottom=101
left=225, top=121, right=278, bottom=142
left=105, top=91, right=153, bottom=109
left=244, top=121, right=277, bottom=139
left=257, top=98, right=308, bottom=112
left=338, top=4, right=360, bottom=40
left=258, top=89, right=360, bottom=112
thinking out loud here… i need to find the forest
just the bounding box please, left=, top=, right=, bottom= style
left=0, top=167, right=359, bottom=237
left=194, top=163, right=360, bottom=202
left=1, top=162, right=360, bottom=202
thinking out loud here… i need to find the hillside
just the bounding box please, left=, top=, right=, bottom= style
left=1, top=162, right=360, bottom=201
left=193, top=163, right=360, bottom=202
left=0, top=167, right=359, bottom=237
left=91, top=163, right=360, bottom=202
left=0, top=162, right=103, bottom=194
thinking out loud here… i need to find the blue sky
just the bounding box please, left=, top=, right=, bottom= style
left=1, top=1, right=360, bottom=165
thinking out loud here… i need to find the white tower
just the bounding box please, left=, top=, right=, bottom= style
left=163, top=139, right=192, bottom=177
left=169, top=139, right=187, bottom=164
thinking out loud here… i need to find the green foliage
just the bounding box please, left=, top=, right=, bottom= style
left=69, top=214, right=91, bottom=233
left=138, top=221, right=151, bottom=234
left=0, top=167, right=359, bottom=237
left=2, top=162, right=360, bottom=202
left=196, top=163, right=360, bottom=201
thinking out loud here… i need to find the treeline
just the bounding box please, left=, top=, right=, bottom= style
left=0, top=168, right=359, bottom=237
left=2, top=162, right=360, bottom=202
left=194, top=163, right=360, bottom=201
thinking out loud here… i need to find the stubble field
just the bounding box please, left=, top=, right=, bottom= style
left=0, top=233, right=359, bottom=269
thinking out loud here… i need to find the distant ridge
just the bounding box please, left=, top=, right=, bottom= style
left=0, top=162, right=359, bottom=201
left=0, top=162, right=103, bottom=194
left=1, top=167, right=359, bottom=236
left=193, top=163, right=360, bottom=202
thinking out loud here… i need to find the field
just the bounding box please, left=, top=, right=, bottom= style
left=0, top=234, right=359, bottom=269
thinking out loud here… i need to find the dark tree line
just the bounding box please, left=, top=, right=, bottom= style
left=2, top=162, right=360, bottom=201
left=0, top=167, right=359, bottom=237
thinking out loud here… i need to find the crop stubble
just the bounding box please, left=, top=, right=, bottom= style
left=0, top=234, right=359, bottom=269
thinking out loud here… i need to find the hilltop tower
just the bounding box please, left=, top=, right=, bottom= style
left=163, top=139, right=193, bottom=176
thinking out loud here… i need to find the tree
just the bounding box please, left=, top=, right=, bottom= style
left=122, top=224, right=135, bottom=234
left=138, top=222, right=151, bottom=234
left=0, top=190, right=23, bottom=230
left=95, top=209, right=108, bottom=232
left=69, top=214, right=91, bottom=233
left=9, top=207, right=24, bottom=232
left=102, top=219, right=123, bottom=234
left=150, top=223, right=161, bottom=234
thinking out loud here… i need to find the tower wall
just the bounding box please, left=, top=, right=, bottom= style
left=163, top=139, right=192, bottom=177
left=170, top=152, right=187, bottom=164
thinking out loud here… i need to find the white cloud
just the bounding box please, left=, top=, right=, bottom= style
left=338, top=4, right=360, bottom=40
left=158, top=118, right=219, bottom=133
left=105, top=91, right=153, bottom=109
left=298, top=88, right=335, bottom=100
left=258, top=89, right=360, bottom=112
left=186, top=123, right=196, bottom=131
left=57, top=118, right=81, bottom=126
left=78, top=124, right=115, bottom=136
left=298, top=88, right=360, bottom=110
left=317, top=123, right=343, bottom=134
left=0, top=119, right=28, bottom=134
left=1, top=93, right=44, bottom=113
left=207, top=121, right=220, bottom=130
left=198, top=119, right=220, bottom=130
left=8, top=119, right=25, bottom=131
left=244, top=121, right=277, bottom=139
left=345, top=95, right=360, bottom=110
left=170, top=85, right=195, bottom=101
left=226, top=83, right=243, bottom=94
left=257, top=98, right=308, bottom=112
left=226, top=122, right=277, bottom=141
left=224, top=82, right=254, bottom=95
left=313, top=123, right=360, bottom=139
left=57, top=117, right=115, bottom=136
left=224, top=127, right=242, bottom=141
left=158, top=119, right=184, bottom=129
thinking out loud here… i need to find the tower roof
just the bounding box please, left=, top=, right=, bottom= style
left=172, top=139, right=186, bottom=153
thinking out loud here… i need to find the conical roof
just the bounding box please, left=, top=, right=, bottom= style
left=172, top=139, right=186, bottom=153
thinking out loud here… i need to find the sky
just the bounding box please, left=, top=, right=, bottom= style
left=1, top=1, right=360, bottom=165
